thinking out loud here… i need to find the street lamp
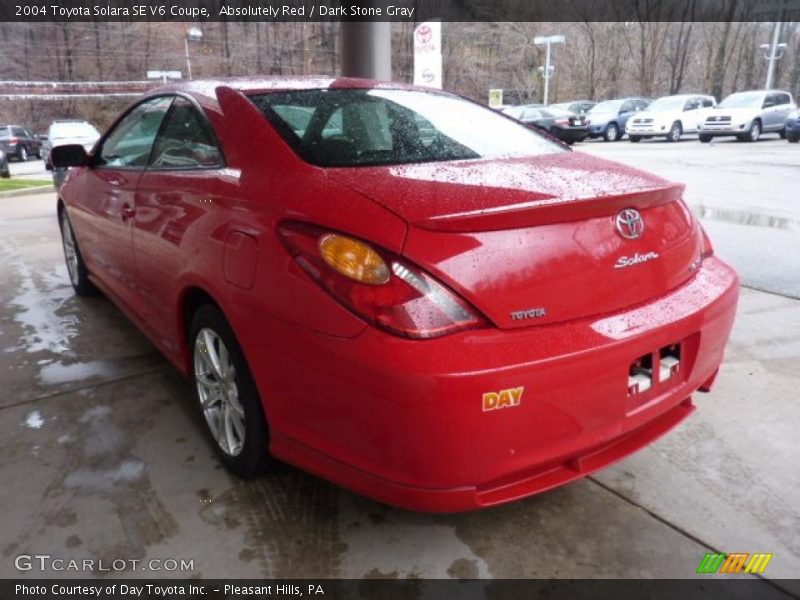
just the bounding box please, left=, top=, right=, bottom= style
left=534, top=35, right=565, bottom=106
left=761, top=20, right=787, bottom=90
left=185, top=27, right=203, bottom=80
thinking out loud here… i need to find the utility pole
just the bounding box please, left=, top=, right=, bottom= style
left=534, top=35, right=565, bottom=105
left=762, top=21, right=787, bottom=89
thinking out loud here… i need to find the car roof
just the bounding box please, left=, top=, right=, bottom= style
left=655, top=93, right=712, bottom=99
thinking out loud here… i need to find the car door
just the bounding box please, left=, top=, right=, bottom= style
left=618, top=100, right=636, bottom=130
left=682, top=98, right=701, bottom=132
left=761, top=94, right=781, bottom=131
left=22, top=128, right=41, bottom=155
left=70, top=96, right=172, bottom=307
left=133, top=96, right=227, bottom=352
left=774, top=93, right=793, bottom=130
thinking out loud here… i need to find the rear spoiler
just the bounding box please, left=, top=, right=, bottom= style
left=412, top=183, right=685, bottom=233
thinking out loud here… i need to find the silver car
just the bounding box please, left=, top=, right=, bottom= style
left=698, top=90, right=796, bottom=142
left=42, top=119, right=101, bottom=168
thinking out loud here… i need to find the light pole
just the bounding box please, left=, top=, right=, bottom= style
left=185, top=27, right=203, bottom=80
left=534, top=35, right=565, bottom=106
left=761, top=21, right=787, bottom=90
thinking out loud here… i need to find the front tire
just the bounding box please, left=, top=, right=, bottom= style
left=788, top=133, right=800, bottom=143
left=629, top=135, right=642, bottom=143
left=699, top=134, right=712, bottom=143
left=743, top=120, right=761, bottom=142
left=604, top=123, right=619, bottom=142
left=667, top=122, right=682, bottom=143
left=18, top=146, right=28, bottom=162
left=190, top=304, right=271, bottom=478
left=58, top=209, right=98, bottom=296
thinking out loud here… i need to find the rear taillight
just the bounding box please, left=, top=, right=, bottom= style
left=279, top=222, right=487, bottom=339
left=554, top=118, right=570, bottom=126
left=8, top=137, right=18, bottom=144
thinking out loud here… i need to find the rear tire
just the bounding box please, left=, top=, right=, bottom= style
left=629, top=136, right=642, bottom=143
left=667, top=122, right=682, bottom=143
left=604, top=123, right=619, bottom=142
left=699, top=134, right=712, bottom=143
left=58, top=208, right=98, bottom=296
left=788, top=133, right=800, bottom=143
left=779, top=128, right=787, bottom=140
left=17, top=146, right=28, bottom=162
left=190, top=304, right=272, bottom=478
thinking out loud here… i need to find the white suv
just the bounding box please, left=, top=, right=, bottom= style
left=626, top=94, right=716, bottom=142
left=697, top=90, right=796, bottom=142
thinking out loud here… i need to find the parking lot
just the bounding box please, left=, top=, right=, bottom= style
left=1, top=139, right=798, bottom=590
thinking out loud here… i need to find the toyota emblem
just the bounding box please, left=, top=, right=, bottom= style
left=615, top=208, right=645, bottom=240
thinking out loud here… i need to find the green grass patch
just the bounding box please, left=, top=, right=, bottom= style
left=0, top=178, right=51, bottom=192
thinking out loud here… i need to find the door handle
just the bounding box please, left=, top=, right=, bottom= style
left=121, top=204, right=136, bottom=222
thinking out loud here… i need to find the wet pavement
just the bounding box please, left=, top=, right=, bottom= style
left=1, top=179, right=799, bottom=591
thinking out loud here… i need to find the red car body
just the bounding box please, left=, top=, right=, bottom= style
left=57, top=77, right=738, bottom=512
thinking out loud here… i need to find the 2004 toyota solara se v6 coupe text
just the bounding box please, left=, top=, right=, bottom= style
left=52, top=77, right=739, bottom=512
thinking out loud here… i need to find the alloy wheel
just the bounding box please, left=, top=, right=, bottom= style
left=194, top=327, right=246, bottom=457
left=61, top=212, right=79, bottom=286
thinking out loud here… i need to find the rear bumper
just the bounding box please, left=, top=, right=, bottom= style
left=554, top=127, right=589, bottom=143
left=240, top=257, right=739, bottom=512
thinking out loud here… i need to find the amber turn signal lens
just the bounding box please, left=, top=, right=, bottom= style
left=318, top=234, right=390, bottom=285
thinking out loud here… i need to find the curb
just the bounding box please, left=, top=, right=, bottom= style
left=0, top=185, right=54, bottom=199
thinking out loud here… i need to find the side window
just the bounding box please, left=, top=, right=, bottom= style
left=777, top=93, right=791, bottom=106
left=701, top=97, right=715, bottom=108
left=321, top=108, right=345, bottom=139
left=684, top=99, right=698, bottom=111
left=273, top=105, right=314, bottom=137
left=98, top=96, right=172, bottom=168
left=13, top=126, right=25, bottom=137
left=150, top=97, right=224, bottom=169
left=620, top=101, right=635, bottom=114
left=763, top=94, right=777, bottom=108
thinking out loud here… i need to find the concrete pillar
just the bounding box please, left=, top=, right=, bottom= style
left=339, top=22, right=392, bottom=80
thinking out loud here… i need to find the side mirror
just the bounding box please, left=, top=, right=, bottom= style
left=51, top=144, right=88, bottom=168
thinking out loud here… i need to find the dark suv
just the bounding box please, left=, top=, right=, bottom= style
left=0, top=125, right=42, bottom=161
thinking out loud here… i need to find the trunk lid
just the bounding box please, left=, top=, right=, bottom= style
left=327, top=152, right=703, bottom=328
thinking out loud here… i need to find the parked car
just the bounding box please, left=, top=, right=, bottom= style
left=626, top=94, right=716, bottom=143
left=42, top=119, right=101, bottom=168
left=785, top=109, right=800, bottom=143
left=500, top=104, right=543, bottom=118
left=53, top=78, right=738, bottom=512
left=506, top=105, right=589, bottom=144
left=0, top=125, right=42, bottom=161
left=550, top=100, right=596, bottom=115
left=697, top=90, right=796, bottom=142
left=586, top=97, right=651, bottom=141
left=0, top=149, right=9, bottom=178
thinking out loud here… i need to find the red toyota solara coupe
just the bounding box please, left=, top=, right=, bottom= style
left=53, top=77, right=739, bottom=512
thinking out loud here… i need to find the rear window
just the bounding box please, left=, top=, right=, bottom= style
left=50, top=122, right=100, bottom=139
left=0, top=126, right=11, bottom=139
left=249, top=89, right=564, bottom=167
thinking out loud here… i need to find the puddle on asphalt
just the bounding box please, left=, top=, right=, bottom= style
left=3, top=239, right=79, bottom=357
left=695, top=205, right=797, bottom=232
left=38, top=359, right=130, bottom=385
